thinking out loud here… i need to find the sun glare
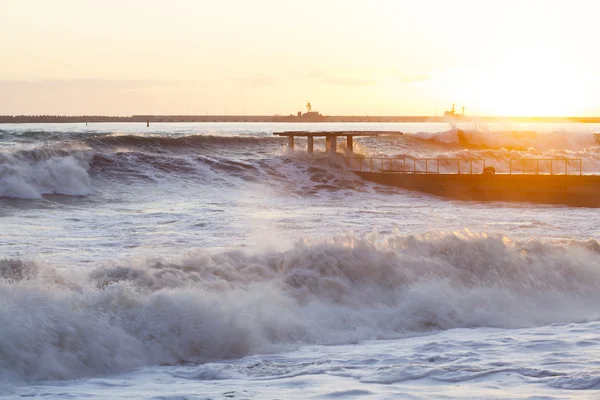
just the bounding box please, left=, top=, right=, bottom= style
left=441, top=49, right=596, bottom=117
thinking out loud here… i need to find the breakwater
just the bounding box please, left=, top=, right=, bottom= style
left=3, top=115, right=600, bottom=123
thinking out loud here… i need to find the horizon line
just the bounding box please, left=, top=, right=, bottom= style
left=3, top=114, right=600, bottom=122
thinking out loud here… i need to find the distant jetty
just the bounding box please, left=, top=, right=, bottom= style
left=2, top=114, right=600, bottom=124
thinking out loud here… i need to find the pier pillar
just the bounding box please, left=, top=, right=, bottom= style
left=307, top=136, right=314, bottom=153
left=147, top=120, right=150, bottom=127
left=287, top=136, right=295, bottom=150
left=346, top=136, right=353, bottom=153
left=330, top=135, right=337, bottom=153
left=325, top=136, right=331, bottom=152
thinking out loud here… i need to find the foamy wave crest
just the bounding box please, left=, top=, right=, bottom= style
left=85, top=134, right=281, bottom=152
left=88, top=149, right=366, bottom=194
left=411, top=129, right=597, bottom=151
left=0, top=150, right=92, bottom=199
left=3, top=231, right=600, bottom=381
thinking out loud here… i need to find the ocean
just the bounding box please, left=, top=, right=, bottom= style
left=2, top=121, right=600, bottom=399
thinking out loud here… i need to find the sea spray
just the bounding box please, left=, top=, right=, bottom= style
left=0, top=151, right=92, bottom=199
left=2, top=231, right=600, bottom=381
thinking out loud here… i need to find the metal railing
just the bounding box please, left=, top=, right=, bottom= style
left=508, top=158, right=582, bottom=175
left=346, top=157, right=486, bottom=174
left=346, top=157, right=583, bottom=175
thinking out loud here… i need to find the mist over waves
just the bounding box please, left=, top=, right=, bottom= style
left=2, top=231, right=600, bottom=381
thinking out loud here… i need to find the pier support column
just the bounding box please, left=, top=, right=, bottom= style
left=330, top=135, right=337, bottom=154
left=287, top=136, right=294, bottom=150
left=346, top=136, right=353, bottom=154
left=307, top=136, right=314, bottom=153
left=325, top=136, right=331, bottom=152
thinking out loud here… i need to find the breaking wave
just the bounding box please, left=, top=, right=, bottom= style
left=0, top=150, right=92, bottom=199
left=4, top=129, right=600, bottom=199
left=0, top=140, right=368, bottom=199
left=2, top=231, right=600, bottom=381
left=84, top=134, right=282, bottom=152
left=409, top=129, right=598, bottom=151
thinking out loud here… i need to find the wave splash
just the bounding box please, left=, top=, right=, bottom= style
left=3, top=129, right=600, bottom=199
left=0, top=150, right=92, bottom=199
left=2, top=231, right=600, bottom=381
left=411, top=128, right=597, bottom=151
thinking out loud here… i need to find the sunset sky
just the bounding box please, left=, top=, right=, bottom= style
left=2, top=0, right=600, bottom=116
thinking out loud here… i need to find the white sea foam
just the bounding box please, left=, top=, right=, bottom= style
left=413, top=128, right=597, bottom=151
left=0, top=151, right=92, bottom=199
left=4, top=123, right=600, bottom=398
left=2, top=232, right=600, bottom=382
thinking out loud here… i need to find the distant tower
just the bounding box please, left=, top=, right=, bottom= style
left=444, top=103, right=458, bottom=117
left=306, top=101, right=312, bottom=113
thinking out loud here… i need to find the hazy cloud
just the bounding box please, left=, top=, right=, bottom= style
left=0, top=79, right=189, bottom=115
left=0, top=79, right=184, bottom=90
left=230, top=76, right=278, bottom=88
left=398, top=73, right=432, bottom=83
left=307, top=70, right=376, bottom=87
left=384, top=68, right=434, bottom=84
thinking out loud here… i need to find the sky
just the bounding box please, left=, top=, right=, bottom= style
left=1, top=0, right=600, bottom=116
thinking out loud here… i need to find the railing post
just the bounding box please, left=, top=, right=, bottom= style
left=437, top=159, right=440, bottom=174
left=470, top=160, right=472, bottom=174
left=370, top=158, right=373, bottom=172
left=509, top=159, right=512, bottom=175
left=565, top=160, right=567, bottom=175
left=413, top=159, right=416, bottom=173
left=404, top=158, right=406, bottom=173
left=550, top=159, right=553, bottom=175
left=580, top=159, right=582, bottom=175
left=536, top=159, right=539, bottom=175
left=426, top=159, right=428, bottom=174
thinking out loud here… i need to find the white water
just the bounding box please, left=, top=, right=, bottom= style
left=2, top=122, right=600, bottom=399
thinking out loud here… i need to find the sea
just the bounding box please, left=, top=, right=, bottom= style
left=2, top=121, right=600, bottom=399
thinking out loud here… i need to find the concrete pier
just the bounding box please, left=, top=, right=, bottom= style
left=307, top=136, right=314, bottom=153
left=273, top=129, right=600, bottom=207
left=325, top=136, right=337, bottom=153
left=354, top=170, right=600, bottom=207
left=273, top=131, right=403, bottom=154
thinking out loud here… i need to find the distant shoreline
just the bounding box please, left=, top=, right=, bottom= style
left=2, top=115, right=600, bottom=124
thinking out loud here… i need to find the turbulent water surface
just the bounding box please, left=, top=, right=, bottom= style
left=2, top=121, right=600, bottom=399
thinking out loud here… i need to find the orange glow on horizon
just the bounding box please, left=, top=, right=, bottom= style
left=1, top=1, right=600, bottom=116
